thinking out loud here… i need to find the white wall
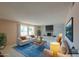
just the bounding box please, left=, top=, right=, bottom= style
left=66, top=2, right=79, bottom=49
left=41, top=25, right=46, bottom=36
left=40, top=24, right=64, bottom=37
left=54, top=24, right=64, bottom=37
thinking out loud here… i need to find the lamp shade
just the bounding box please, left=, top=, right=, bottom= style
left=57, top=33, right=62, bottom=45
left=59, top=33, right=62, bottom=37
left=50, top=42, right=60, bottom=56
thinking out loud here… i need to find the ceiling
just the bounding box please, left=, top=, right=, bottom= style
left=0, top=2, right=72, bottom=25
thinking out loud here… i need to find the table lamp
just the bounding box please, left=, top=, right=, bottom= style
left=50, top=42, right=60, bottom=56
left=57, top=33, right=62, bottom=45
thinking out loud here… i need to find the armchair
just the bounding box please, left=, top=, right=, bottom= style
left=43, top=33, right=70, bottom=57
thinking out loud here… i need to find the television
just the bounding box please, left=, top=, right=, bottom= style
left=46, top=25, right=53, bottom=31
left=65, top=17, right=73, bottom=42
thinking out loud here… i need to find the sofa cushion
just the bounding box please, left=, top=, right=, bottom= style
left=20, top=36, right=26, bottom=40
left=21, top=40, right=28, bottom=43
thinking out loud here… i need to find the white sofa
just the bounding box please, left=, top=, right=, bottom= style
left=17, top=37, right=35, bottom=46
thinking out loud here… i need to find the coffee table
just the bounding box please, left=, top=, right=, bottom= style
left=33, top=41, right=47, bottom=46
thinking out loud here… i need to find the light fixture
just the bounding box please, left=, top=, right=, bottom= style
left=59, top=33, right=62, bottom=37
left=57, top=33, right=62, bottom=45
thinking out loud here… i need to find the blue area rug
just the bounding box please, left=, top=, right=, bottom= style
left=14, top=42, right=49, bottom=57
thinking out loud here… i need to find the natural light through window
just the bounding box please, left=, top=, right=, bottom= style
left=20, top=24, right=35, bottom=36
left=20, top=24, right=28, bottom=36
left=29, top=26, right=35, bottom=35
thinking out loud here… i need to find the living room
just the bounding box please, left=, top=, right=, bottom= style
left=0, top=2, right=79, bottom=57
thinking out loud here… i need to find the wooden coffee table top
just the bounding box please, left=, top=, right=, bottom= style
left=33, top=41, right=47, bottom=46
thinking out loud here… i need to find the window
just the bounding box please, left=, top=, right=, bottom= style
left=29, top=26, right=35, bottom=35
left=20, top=24, right=35, bottom=36
left=20, top=24, right=28, bottom=36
